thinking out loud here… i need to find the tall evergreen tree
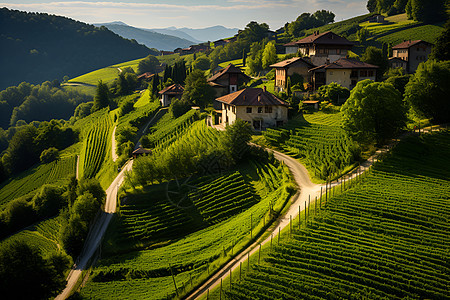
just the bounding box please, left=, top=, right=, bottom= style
left=91, top=80, right=109, bottom=112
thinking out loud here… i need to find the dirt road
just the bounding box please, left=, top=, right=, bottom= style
left=55, top=160, right=133, bottom=300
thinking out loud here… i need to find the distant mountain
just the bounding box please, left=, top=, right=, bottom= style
left=145, top=28, right=203, bottom=44
left=95, top=22, right=196, bottom=51
left=149, top=25, right=239, bottom=43
left=0, top=8, right=156, bottom=90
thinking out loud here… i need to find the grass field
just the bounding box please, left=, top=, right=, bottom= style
left=80, top=119, right=295, bottom=299
left=223, top=130, right=450, bottom=299
left=359, top=13, right=443, bottom=45
left=68, top=58, right=143, bottom=86
left=0, top=216, right=63, bottom=258
left=0, top=154, right=77, bottom=210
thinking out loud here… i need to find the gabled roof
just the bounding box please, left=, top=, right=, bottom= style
left=216, top=88, right=288, bottom=107
left=137, top=72, right=155, bottom=80
left=309, top=58, right=379, bottom=72
left=269, top=56, right=315, bottom=68
left=207, top=64, right=250, bottom=82
left=392, top=40, right=433, bottom=49
left=284, top=31, right=354, bottom=47
left=158, top=83, right=184, bottom=95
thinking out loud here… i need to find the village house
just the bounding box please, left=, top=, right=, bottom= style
left=208, top=64, right=250, bottom=97
left=388, top=57, right=408, bottom=72
left=366, top=14, right=386, bottom=23
left=391, top=40, right=433, bottom=73
left=214, top=39, right=229, bottom=47
left=270, top=57, right=315, bottom=92
left=216, top=87, right=288, bottom=130
left=158, top=83, right=184, bottom=107
left=309, top=57, right=378, bottom=90
left=284, top=31, right=354, bottom=66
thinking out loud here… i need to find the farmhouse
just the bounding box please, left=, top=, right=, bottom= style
left=391, top=40, right=433, bottom=73
left=309, top=57, right=378, bottom=90
left=284, top=31, right=354, bottom=66
left=208, top=64, right=250, bottom=97
left=137, top=72, right=156, bottom=83
left=216, top=87, right=288, bottom=130
left=270, top=57, right=315, bottom=92
left=388, top=57, right=408, bottom=72
left=132, top=147, right=151, bottom=159
left=158, top=84, right=184, bottom=107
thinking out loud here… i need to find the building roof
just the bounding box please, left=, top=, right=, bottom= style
left=392, top=40, right=433, bottom=49
left=309, top=58, right=379, bottom=71
left=207, top=64, right=250, bottom=82
left=137, top=72, right=155, bottom=80
left=269, top=56, right=315, bottom=68
left=389, top=57, right=407, bottom=62
left=216, top=88, right=288, bottom=107
left=158, top=83, right=184, bottom=95
left=284, top=31, right=354, bottom=47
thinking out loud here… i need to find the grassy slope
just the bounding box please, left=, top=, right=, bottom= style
left=223, top=130, right=450, bottom=299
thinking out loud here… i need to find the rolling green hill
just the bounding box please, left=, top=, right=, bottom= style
left=0, top=8, right=159, bottom=90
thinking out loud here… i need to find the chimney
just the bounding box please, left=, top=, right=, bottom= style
left=258, top=94, right=261, bottom=102
left=263, top=86, right=267, bottom=92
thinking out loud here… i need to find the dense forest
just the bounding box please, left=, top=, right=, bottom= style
left=366, top=0, right=447, bottom=22
left=0, top=8, right=159, bottom=90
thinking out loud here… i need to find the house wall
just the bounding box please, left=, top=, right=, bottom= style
left=389, top=59, right=407, bottom=72
left=285, top=46, right=298, bottom=54
left=408, top=44, right=432, bottom=73
left=393, top=49, right=409, bottom=62
left=325, top=69, right=376, bottom=89
left=223, top=104, right=288, bottom=129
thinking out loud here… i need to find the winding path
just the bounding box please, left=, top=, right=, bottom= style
left=111, top=126, right=118, bottom=162
left=185, top=145, right=387, bottom=299
left=55, top=160, right=133, bottom=300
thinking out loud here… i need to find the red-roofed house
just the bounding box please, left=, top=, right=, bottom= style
left=158, top=84, right=184, bottom=107
left=284, top=31, right=354, bottom=66
left=309, top=58, right=378, bottom=90
left=270, top=57, right=315, bottom=92
left=208, top=64, right=250, bottom=96
left=216, top=87, right=288, bottom=130
left=391, top=40, right=433, bottom=73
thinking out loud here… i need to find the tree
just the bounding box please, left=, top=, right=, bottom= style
left=362, top=46, right=388, bottom=80
left=76, top=178, right=106, bottom=205
left=32, top=184, right=65, bottom=218
left=262, top=41, right=277, bottom=70
left=182, top=69, right=215, bottom=108
left=342, top=79, right=406, bottom=144
left=222, top=118, right=252, bottom=164
left=91, top=80, right=109, bottom=112
left=151, top=74, right=160, bottom=95
left=317, top=82, right=350, bottom=104
left=169, top=98, right=191, bottom=118
left=2, top=125, right=39, bottom=173
left=242, top=50, right=247, bottom=67
left=385, top=75, right=410, bottom=95
left=40, top=147, right=59, bottom=163
left=239, top=21, right=270, bottom=44
left=193, top=56, right=211, bottom=71
left=0, top=241, right=69, bottom=299
left=137, top=55, right=159, bottom=74
left=71, top=192, right=100, bottom=222
left=312, top=10, right=335, bottom=24
left=356, top=28, right=370, bottom=43
left=406, top=0, right=446, bottom=23
left=430, top=19, right=450, bottom=61
left=404, top=60, right=450, bottom=123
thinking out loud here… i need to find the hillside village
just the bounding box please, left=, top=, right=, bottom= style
left=0, top=1, right=449, bottom=300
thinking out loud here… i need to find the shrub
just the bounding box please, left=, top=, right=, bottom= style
left=40, top=147, right=59, bottom=163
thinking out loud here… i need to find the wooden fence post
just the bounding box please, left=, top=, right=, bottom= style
left=258, top=244, right=261, bottom=264
left=169, top=264, right=178, bottom=297
left=230, top=269, right=232, bottom=290
left=278, top=227, right=281, bottom=244
left=239, top=262, right=242, bottom=281
left=247, top=252, right=250, bottom=271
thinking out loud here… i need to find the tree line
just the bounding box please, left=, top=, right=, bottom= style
left=366, top=0, right=447, bottom=23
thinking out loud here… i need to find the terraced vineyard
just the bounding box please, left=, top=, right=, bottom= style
left=81, top=149, right=294, bottom=299
left=79, top=113, right=114, bottom=179
left=0, top=154, right=77, bottom=208
left=225, top=131, right=450, bottom=299
left=264, top=113, right=359, bottom=181
left=144, top=109, right=199, bottom=148
left=0, top=216, right=63, bottom=257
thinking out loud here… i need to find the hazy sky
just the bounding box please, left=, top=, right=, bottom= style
left=1, top=0, right=368, bottom=29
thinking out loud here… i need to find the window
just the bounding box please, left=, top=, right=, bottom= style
left=350, top=70, right=358, bottom=77
left=246, top=107, right=252, bottom=113
left=232, top=106, right=236, bottom=113
left=337, top=49, right=341, bottom=54
left=368, top=70, right=374, bottom=77
left=258, top=107, right=263, bottom=113
left=329, top=71, right=334, bottom=75
left=360, top=70, right=368, bottom=77
left=265, top=106, right=272, bottom=113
